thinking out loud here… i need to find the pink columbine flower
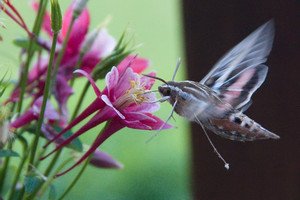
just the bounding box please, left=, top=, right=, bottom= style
left=41, top=66, right=171, bottom=176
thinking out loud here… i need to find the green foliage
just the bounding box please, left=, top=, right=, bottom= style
left=24, top=174, right=44, bottom=195
left=13, top=38, right=42, bottom=52
left=92, top=33, right=135, bottom=80
left=48, top=185, right=57, bottom=200
left=0, top=149, right=19, bottom=158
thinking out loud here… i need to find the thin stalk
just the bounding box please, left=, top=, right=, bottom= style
left=44, top=149, right=62, bottom=177
left=58, top=157, right=91, bottom=200
left=70, top=53, right=84, bottom=87
left=51, top=16, right=76, bottom=87
left=38, top=157, right=73, bottom=198
left=17, top=0, right=48, bottom=113
left=57, top=121, right=110, bottom=199
left=70, top=80, right=90, bottom=121
left=27, top=32, right=59, bottom=171
left=0, top=142, right=12, bottom=192
left=7, top=136, right=29, bottom=200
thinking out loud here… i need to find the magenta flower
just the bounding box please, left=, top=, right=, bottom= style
left=10, top=96, right=59, bottom=129
left=41, top=66, right=170, bottom=176
left=89, top=149, right=124, bottom=169
left=6, top=1, right=117, bottom=125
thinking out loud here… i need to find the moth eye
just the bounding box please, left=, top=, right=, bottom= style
left=165, top=89, right=171, bottom=96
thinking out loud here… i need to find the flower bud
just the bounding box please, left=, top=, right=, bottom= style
left=50, top=0, right=62, bottom=33
left=89, top=150, right=123, bottom=169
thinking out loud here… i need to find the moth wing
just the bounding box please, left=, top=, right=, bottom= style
left=218, top=64, right=268, bottom=110
left=200, top=20, right=274, bottom=110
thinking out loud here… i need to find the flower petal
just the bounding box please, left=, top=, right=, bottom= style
left=74, top=69, right=101, bottom=96
left=61, top=4, right=90, bottom=52
left=85, top=28, right=116, bottom=59
left=105, top=66, right=119, bottom=98
left=114, top=67, right=138, bottom=98
left=123, top=113, right=172, bottom=130
left=55, top=75, right=74, bottom=125
left=117, top=55, right=149, bottom=74
left=10, top=111, right=34, bottom=129
left=33, top=96, right=60, bottom=121
left=101, top=95, right=125, bottom=119
left=90, top=150, right=123, bottom=169
left=141, top=72, right=156, bottom=90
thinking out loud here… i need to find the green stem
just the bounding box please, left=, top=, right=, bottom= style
left=51, top=16, right=76, bottom=87
left=44, top=149, right=62, bottom=177
left=70, top=80, right=90, bottom=121
left=70, top=52, right=84, bottom=87
left=58, top=121, right=110, bottom=199
left=27, top=32, right=59, bottom=171
left=38, top=157, right=73, bottom=198
left=7, top=136, right=29, bottom=200
left=0, top=142, right=12, bottom=192
left=58, top=157, right=91, bottom=200
left=17, top=0, right=48, bottom=114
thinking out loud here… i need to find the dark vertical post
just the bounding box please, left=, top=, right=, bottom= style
left=182, top=0, right=300, bottom=199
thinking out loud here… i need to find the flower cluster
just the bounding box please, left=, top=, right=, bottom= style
left=0, top=0, right=170, bottom=198
left=0, top=0, right=170, bottom=178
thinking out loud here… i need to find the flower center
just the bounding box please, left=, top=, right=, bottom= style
left=114, top=80, right=149, bottom=109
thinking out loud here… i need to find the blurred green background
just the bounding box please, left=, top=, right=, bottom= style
left=0, top=0, right=191, bottom=199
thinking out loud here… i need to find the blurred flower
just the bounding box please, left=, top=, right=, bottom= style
left=5, top=1, right=116, bottom=124
left=10, top=96, right=59, bottom=129
left=0, top=105, right=14, bottom=147
left=42, top=64, right=171, bottom=176
left=89, top=149, right=123, bottom=169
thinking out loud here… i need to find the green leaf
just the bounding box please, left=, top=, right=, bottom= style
left=92, top=50, right=132, bottom=80
left=13, top=38, right=42, bottom=52
left=48, top=185, right=57, bottom=200
left=0, top=149, right=19, bottom=157
left=24, top=174, right=44, bottom=195
left=25, top=125, right=83, bottom=152
left=54, top=126, right=83, bottom=152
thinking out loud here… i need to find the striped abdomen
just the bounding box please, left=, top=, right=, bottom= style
left=207, top=112, right=280, bottom=141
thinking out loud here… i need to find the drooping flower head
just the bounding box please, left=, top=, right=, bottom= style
left=42, top=65, right=171, bottom=176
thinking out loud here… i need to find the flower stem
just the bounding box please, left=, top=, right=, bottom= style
left=17, top=0, right=48, bottom=114
left=51, top=16, right=76, bottom=87
left=71, top=80, right=90, bottom=120
left=27, top=31, right=59, bottom=171
left=7, top=135, right=29, bottom=200
left=70, top=53, right=84, bottom=87
left=44, top=149, right=62, bottom=176
left=57, top=121, right=110, bottom=199
left=0, top=142, right=12, bottom=192
left=58, top=156, right=91, bottom=200
left=38, top=157, right=73, bottom=198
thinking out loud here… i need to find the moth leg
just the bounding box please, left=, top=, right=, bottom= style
left=146, top=99, right=178, bottom=143
left=149, top=96, right=170, bottom=103
left=194, top=114, right=230, bottom=170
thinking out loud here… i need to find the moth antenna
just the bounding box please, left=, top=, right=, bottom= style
left=171, top=57, right=181, bottom=81
left=142, top=74, right=168, bottom=85
left=194, top=114, right=230, bottom=170
left=146, top=99, right=178, bottom=143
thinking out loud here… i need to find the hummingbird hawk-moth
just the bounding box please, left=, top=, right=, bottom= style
left=146, top=20, right=279, bottom=169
